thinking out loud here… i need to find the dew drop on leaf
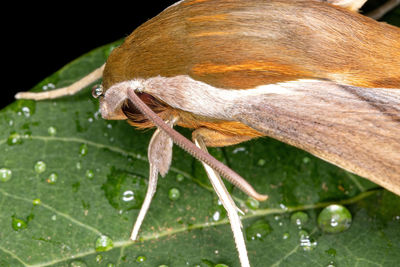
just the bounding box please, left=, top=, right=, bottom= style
left=215, top=264, right=229, bottom=267
left=318, top=204, right=352, bottom=233
left=290, top=211, right=309, bottom=227
left=76, top=162, right=82, bottom=170
left=34, top=161, right=46, bottom=174
left=21, top=106, right=31, bottom=117
left=326, top=261, right=336, bottom=267
left=245, top=219, right=272, bottom=241
left=168, top=188, right=181, bottom=200
left=282, top=232, right=290, bottom=240
left=79, top=144, right=88, bottom=156
left=257, top=158, right=266, bottom=166
left=48, top=126, right=57, bottom=136
left=86, top=169, right=94, bottom=179
left=325, top=248, right=337, bottom=256
left=158, top=265, right=168, bottom=267
left=298, top=230, right=318, bottom=251
left=7, top=132, right=22, bottom=146
left=95, top=234, right=114, bottom=252
left=32, top=198, right=41, bottom=206
left=101, top=167, right=147, bottom=211
left=212, top=211, right=221, bottom=221
left=11, top=216, right=28, bottom=231
left=176, top=173, right=184, bottom=182
left=47, top=173, right=58, bottom=184
left=69, top=260, right=87, bottom=267
left=122, top=190, right=134, bottom=202
left=106, top=263, right=115, bottom=267
left=246, top=197, right=259, bottom=210
left=0, top=168, right=12, bottom=182
left=136, top=255, right=147, bottom=263
left=279, top=203, right=288, bottom=211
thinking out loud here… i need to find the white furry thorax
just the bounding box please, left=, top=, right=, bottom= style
left=100, top=74, right=307, bottom=121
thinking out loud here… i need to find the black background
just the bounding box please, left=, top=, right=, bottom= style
left=2, top=0, right=392, bottom=108
left=3, top=1, right=177, bottom=108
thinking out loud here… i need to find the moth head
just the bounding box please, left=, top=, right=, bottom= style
left=97, top=80, right=143, bottom=120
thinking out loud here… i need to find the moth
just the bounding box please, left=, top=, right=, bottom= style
left=16, top=0, right=400, bottom=266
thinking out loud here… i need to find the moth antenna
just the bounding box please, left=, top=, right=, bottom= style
left=194, top=136, right=250, bottom=267
left=126, top=88, right=268, bottom=201
left=15, top=64, right=105, bottom=100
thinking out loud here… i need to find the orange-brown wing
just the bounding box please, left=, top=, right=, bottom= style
left=103, top=0, right=400, bottom=90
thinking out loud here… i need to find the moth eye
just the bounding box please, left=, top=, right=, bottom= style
left=92, top=85, right=104, bottom=98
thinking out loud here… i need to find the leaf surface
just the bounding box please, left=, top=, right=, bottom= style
left=1, top=10, right=400, bottom=267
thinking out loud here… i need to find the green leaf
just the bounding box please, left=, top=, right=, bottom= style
left=1, top=19, right=400, bottom=267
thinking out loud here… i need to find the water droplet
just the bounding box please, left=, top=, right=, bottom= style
left=95, top=254, right=103, bottom=263
left=158, top=265, right=169, bottom=267
left=176, top=173, right=184, bottom=182
left=246, top=219, right=272, bottom=241
left=122, top=190, right=134, bottom=202
left=299, top=230, right=318, bottom=251
left=136, top=256, right=146, bottom=263
left=215, top=264, right=229, bottom=267
left=282, top=232, right=290, bottom=240
left=102, top=167, right=147, bottom=212
left=326, top=261, right=336, bottom=267
left=212, top=211, right=221, bottom=221
left=168, top=188, right=181, bottom=200
left=51, top=215, right=57, bottom=221
left=279, top=203, right=288, bottom=211
left=303, top=157, right=311, bottom=164
left=232, top=147, right=246, bottom=154
left=107, top=123, right=113, bottom=129
left=34, top=161, right=46, bottom=174
left=318, top=204, right=352, bottom=233
left=48, top=126, right=57, bottom=136
left=214, top=250, right=219, bottom=255
left=325, top=248, right=337, bottom=256
left=0, top=168, right=12, bottom=182
left=290, top=211, right=309, bottom=227
left=21, top=107, right=31, bottom=117
left=79, top=144, right=88, bottom=156
left=86, top=169, right=94, bottom=179
left=33, top=198, right=41, bottom=205
left=95, top=234, right=114, bottom=252
left=106, top=263, right=116, bottom=267
left=246, top=197, right=259, bottom=210
left=257, top=159, right=266, bottom=166
left=76, top=162, right=82, bottom=170
left=70, top=261, right=87, bottom=267
left=47, top=173, right=58, bottom=184
left=11, top=216, right=27, bottom=231
left=42, top=83, right=55, bottom=91
left=7, top=132, right=22, bottom=146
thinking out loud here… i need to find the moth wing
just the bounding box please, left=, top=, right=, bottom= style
left=227, top=80, right=400, bottom=195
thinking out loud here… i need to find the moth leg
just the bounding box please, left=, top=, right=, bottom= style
left=15, top=63, right=105, bottom=100
left=366, top=0, right=400, bottom=20
left=192, top=127, right=255, bottom=147
left=194, top=135, right=250, bottom=267
left=130, top=162, right=158, bottom=241
left=131, top=123, right=174, bottom=241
